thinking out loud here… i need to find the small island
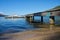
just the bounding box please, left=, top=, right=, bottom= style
left=0, top=14, right=6, bottom=17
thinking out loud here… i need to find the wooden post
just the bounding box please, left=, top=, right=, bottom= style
left=32, top=16, right=34, bottom=22
left=49, top=16, right=55, bottom=31
left=41, top=16, right=43, bottom=24
left=30, top=16, right=32, bottom=22
left=50, top=16, right=55, bottom=24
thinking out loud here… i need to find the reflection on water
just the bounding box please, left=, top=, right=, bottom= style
left=0, top=17, right=35, bottom=34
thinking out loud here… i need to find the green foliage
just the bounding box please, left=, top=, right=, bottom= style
left=53, top=6, right=60, bottom=9
left=47, top=6, right=60, bottom=11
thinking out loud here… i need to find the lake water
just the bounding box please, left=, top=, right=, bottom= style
left=0, top=17, right=36, bottom=34
left=0, top=16, right=60, bottom=34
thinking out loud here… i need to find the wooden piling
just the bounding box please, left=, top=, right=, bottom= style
left=41, top=16, right=43, bottom=24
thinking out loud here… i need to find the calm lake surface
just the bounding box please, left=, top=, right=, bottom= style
left=0, top=17, right=36, bottom=34
left=0, top=16, right=60, bottom=34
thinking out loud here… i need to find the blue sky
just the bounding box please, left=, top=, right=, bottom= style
left=0, top=0, right=60, bottom=15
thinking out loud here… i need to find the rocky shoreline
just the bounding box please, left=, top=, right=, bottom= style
left=0, top=27, right=60, bottom=40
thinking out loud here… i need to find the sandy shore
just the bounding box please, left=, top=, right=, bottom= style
left=0, top=27, right=60, bottom=40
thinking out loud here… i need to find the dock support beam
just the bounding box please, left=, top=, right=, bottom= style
left=29, top=16, right=34, bottom=23
left=41, top=16, right=43, bottom=24
left=50, top=16, right=55, bottom=24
